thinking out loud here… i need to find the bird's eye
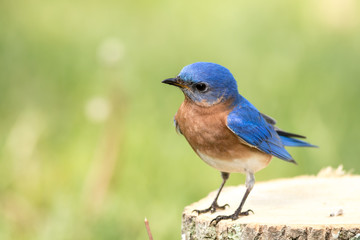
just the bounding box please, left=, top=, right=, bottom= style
left=194, top=83, right=208, bottom=92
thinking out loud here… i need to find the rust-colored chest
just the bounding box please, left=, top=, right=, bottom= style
left=174, top=98, right=272, bottom=173
left=175, top=99, right=240, bottom=159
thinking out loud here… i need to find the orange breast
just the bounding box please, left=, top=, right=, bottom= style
left=175, top=98, right=272, bottom=173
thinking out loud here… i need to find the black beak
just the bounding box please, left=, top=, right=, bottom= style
left=162, top=77, right=179, bottom=85
left=162, top=77, right=188, bottom=88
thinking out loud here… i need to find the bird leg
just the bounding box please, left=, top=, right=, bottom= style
left=210, top=172, right=255, bottom=226
left=193, top=172, right=230, bottom=214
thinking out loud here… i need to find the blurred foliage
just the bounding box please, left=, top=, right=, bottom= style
left=0, top=0, right=360, bottom=239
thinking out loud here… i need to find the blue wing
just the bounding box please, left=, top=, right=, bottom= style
left=226, top=104, right=295, bottom=162
left=279, top=135, right=316, bottom=147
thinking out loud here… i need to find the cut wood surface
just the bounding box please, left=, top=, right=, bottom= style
left=182, top=169, right=360, bottom=240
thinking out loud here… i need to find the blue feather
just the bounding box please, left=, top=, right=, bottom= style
left=227, top=97, right=295, bottom=162
left=280, top=135, right=317, bottom=148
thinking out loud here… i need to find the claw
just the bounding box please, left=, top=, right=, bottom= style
left=193, top=203, right=229, bottom=215
left=223, top=203, right=230, bottom=209
left=210, top=209, right=254, bottom=226
left=240, top=209, right=254, bottom=216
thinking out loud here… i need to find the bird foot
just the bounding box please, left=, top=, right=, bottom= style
left=210, top=209, right=254, bottom=226
left=193, top=202, right=229, bottom=215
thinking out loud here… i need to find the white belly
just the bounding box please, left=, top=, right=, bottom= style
left=197, top=150, right=272, bottom=173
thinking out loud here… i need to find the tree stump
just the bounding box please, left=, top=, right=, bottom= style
left=182, top=168, right=360, bottom=240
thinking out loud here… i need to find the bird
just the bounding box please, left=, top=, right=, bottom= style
left=162, top=62, right=316, bottom=225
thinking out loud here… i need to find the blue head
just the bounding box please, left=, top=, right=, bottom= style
left=162, top=62, right=239, bottom=106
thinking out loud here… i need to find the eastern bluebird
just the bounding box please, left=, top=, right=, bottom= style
left=162, top=62, right=316, bottom=225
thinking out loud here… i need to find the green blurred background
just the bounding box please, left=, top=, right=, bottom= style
left=1, top=0, right=360, bottom=239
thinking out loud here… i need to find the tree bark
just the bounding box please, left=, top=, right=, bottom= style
left=182, top=172, right=360, bottom=240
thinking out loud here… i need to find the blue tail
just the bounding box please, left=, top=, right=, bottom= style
left=280, top=135, right=317, bottom=148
